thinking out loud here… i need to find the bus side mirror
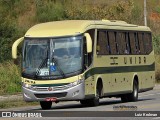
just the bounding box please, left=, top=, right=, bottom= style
left=84, top=33, right=92, bottom=53
left=12, top=37, right=24, bottom=60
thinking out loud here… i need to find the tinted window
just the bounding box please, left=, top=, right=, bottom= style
left=97, top=30, right=152, bottom=55
left=117, top=32, right=127, bottom=54
left=129, top=32, right=136, bottom=54
left=97, top=31, right=109, bottom=55
left=108, top=31, right=117, bottom=54
left=135, top=33, right=141, bottom=54
left=144, top=33, right=152, bottom=54
left=138, top=33, right=145, bottom=54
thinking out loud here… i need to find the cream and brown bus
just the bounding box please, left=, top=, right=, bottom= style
left=12, top=20, right=155, bottom=109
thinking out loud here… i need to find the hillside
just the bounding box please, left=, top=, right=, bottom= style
left=0, top=0, right=160, bottom=95
left=0, top=0, right=160, bottom=62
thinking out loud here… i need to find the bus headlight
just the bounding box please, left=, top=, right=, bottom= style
left=22, top=82, right=32, bottom=89
left=70, top=79, right=83, bottom=87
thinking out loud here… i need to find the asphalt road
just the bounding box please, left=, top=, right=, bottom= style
left=1, top=84, right=160, bottom=120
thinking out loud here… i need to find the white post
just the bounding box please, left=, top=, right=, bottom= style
left=144, top=0, right=147, bottom=26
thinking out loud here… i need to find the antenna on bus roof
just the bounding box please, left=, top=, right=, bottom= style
left=102, top=19, right=110, bottom=22
left=110, top=20, right=127, bottom=24
left=102, top=19, right=127, bottom=24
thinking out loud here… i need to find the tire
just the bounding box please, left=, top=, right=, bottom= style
left=121, top=80, right=138, bottom=102
left=80, top=100, right=90, bottom=106
left=40, top=101, right=52, bottom=110
left=121, top=95, right=128, bottom=103
left=128, top=80, right=138, bottom=102
left=89, top=86, right=100, bottom=106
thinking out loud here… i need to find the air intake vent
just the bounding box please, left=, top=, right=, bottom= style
left=34, top=92, right=67, bottom=98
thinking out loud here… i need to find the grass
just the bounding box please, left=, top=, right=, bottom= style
left=0, top=61, right=21, bottom=95
left=155, top=55, right=160, bottom=83
left=0, top=100, right=39, bottom=109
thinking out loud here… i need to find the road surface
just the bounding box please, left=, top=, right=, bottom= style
left=1, top=84, right=160, bottom=120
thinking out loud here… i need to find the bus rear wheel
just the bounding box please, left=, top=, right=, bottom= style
left=40, top=101, right=52, bottom=110
left=121, top=80, right=138, bottom=102
left=128, top=80, right=138, bottom=102
left=121, top=95, right=128, bottom=102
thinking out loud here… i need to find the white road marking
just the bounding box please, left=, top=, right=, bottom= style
left=152, top=117, right=160, bottom=120
left=139, top=93, right=155, bottom=97
left=139, top=92, right=160, bottom=98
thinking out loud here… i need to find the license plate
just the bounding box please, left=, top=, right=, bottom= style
left=45, top=97, right=57, bottom=102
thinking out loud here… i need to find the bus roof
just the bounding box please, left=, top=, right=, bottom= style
left=25, top=20, right=151, bottom=38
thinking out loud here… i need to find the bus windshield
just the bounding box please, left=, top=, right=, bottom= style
left=22, top=36, right=83, bottom=79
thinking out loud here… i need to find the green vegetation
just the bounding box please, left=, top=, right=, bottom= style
left=0, top=61, right=21, bottom=95
left=153, top=35, right=160, bottom=55
left=35, top=1, right=65, bottom=22
left=0, top=0, right=160, bottom=95
left=0, top=100, right=39, bottom=109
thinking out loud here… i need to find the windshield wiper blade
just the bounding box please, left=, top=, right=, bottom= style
left=34, top=57, right=48, bottom=79
left=52, top=57, right=65, bottom=78
left=34, top=46, right=49, bottom=79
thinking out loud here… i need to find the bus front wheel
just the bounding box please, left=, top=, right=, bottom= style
left=80, top=99, right=90, bottom=106
left=40, top=101, right=52, bottom=110
left=89, top=85, right=100, bottom=106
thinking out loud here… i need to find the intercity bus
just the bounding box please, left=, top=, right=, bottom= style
left=12, top=20, right=155, bottom=109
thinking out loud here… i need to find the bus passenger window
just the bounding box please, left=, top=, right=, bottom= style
left=117, top=32, right=126, bottom=54
left=144, top=33, right=152, bottom=54
left=138, top=33, right=145, bottom=54
left=115, top=32, right=119, bottom=54
left=108, top=31, right=117, bottom=54
left=97, top=30, right=109, bottom=55
left=134, top=33, right=140, bottom=54
left=129, top=32, right=136, bottom=54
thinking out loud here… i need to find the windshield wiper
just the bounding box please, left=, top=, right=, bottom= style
left=34, top=57, right=48, bottom=79
left=52, top=57, right=66, bottom=78
left=34, top=57, right=65, bottom=79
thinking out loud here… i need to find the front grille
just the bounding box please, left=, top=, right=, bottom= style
left=32, top=84, right=71, bottom=92
left=34, top=92, right=67, bottom=98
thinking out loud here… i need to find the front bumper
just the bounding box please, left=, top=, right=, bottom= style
left=22, top=82, right=85, bottom=102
